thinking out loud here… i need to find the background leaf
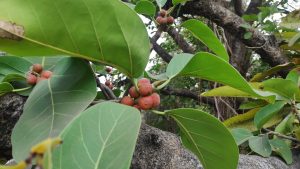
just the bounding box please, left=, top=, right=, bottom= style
left=167, top=108, right=239, bottom=169
left=172, top=0, right=188, bottom=5
left=254, top=101, right=286, bottom=129
left=280, top=9, right=300, bottom=29
left=249, top=136, right=272, bottom=157
left=50, top=102, right=141, bottom=169
left=182, top=19, right=229, bottom=62
left=286, top=69, right=300, bottom=86
left=269, top=138, right=293, bottom=164
left=275, top=114, right=295, bottom=135
left=261, top=78, right=300, bottom=101
left=155, top=0, right=167, bottom=7
left=0, top=56, right=32, bottom=82
left=0, top=0, right=150, bottom=78
left=135, top=0, right=156, bottom=17
left=0, top=82, right=14, bottom=96
left=231, top=128, right=253, bottom=145
left=11, top=57, right=97, bottom=161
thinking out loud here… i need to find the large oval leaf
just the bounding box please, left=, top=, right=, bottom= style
left=167, top=52, right=261, bottom=98
left=11, top=57, right=97, bottom=161
left=50, top=102, right=141, bottom=169
left=249, top=135, right=272, bottom=157
left=167, top=108, right=239, bottom=169
left=135, top=0, right=156, bottom=17
left=25, top=56, right=64, bottom=71
left=231, top=128, right=253, bottom=146
left=0, top=56, right=32, bottom=82
left=0, top=0, right=150, bottom=78
left=261, top=78, right=300, bottom=101
left=254, top=101, right=286, bottom=129
left=182, top=19, right=229, bottom=62
left=269, top=138, right=293, bottom=164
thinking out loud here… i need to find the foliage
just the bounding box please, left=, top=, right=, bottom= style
left=0, top=0, right=299, bottom=169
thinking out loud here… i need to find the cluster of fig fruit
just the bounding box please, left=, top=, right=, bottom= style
left=120, top=78, right=160, bottom=110
left=156, top=9, right=174, bottom=25
left=26, top=64, right=53, bottom=85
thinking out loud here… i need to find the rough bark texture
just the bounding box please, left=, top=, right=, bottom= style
left=2, top=93, right=300, bottom=169
left=180, top=0, right=288, bottom=67
left=131, top=123, right=201, bottom=169
left=131, top=123, right=300, bottom=169
left=0, top=93, right=25, bottom=160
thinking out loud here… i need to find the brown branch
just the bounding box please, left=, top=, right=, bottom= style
left=165, top=27, right=195, bottom=53
left=232, top=0, right=244, bottom=16
left=245, top=0, right=263, bottom=15
left=180, top=0, right=288, bottom=67
left=150, top=37, right=173, bottom=63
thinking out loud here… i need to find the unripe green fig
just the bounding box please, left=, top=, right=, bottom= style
left=32, top=64, right=43, bottom=73
left=138, top=96, right=153, bottom=110
left=41, top=70, right=52, bottom=79
left=151, top=93, right=160, bottom=107
left=120, top=96, right=134, bottom=106
left=129, top=86, right=140, bottom=98
left=26, top=74, right=37, bottom=85
left=139, top=84, right=153, bottom=96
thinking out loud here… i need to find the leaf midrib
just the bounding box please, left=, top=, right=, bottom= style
left=171, top=115, right=208, bottom=169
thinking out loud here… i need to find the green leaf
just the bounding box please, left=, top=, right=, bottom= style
left=50, top=102, right=141, bottom=169
left=167, top=52, right=261, bottom=98
left=182, top=19, right=229, bottom=62
left=244, top=32, right=253, bottom=39
left=135, top=0, right=156, bottom=17
left=286, top=69, right=300, bottom=86
left=0, top=56, right=32, bottom=82
left=11, top=58, right=97, bottom=161
left=269, top=138, right=293, bottom=164
left=166, top=53, right=193, bottom=78
left=202, top=85, right=253, bottom=98
left=25, top=56, right=64, bottom=71
left=262, top=78, right=300, bottom=101
left=239, top=100, right=267, bottom=110
left=231, top=128, right=253, bottom=146
left=249, top=135, right=272, bottom=157
left=155, top=0, right=167, bottom=7
left=254, top=101, right=286, bottom=129
left=250, top=63, right=295, bottom=82
left=288, top=32, right=300, bottom=47
left=167, top=108, right=239, bottom=169
left=0, top=0, right=150, bottom=78
left=146, top=72, right=168, bottom=81
left=0, top=82, right=14, bottom=96
left=2, top=73, right=26, bottom=83
left=172, top=0, right=188, bottom=5
left=242, top=14, right=258, bottom=22
left=280, top=9, right=300, bottom=29
left=275, top=114, right=295, bottom=135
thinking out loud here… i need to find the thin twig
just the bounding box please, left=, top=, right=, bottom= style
left=263, top=128, right=300, bottom=143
